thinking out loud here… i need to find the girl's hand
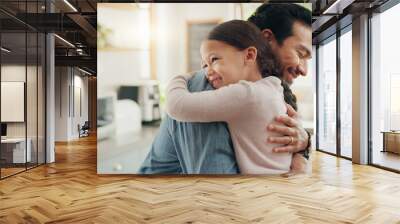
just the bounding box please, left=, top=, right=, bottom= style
left=281, top=153, right=308, bottom=177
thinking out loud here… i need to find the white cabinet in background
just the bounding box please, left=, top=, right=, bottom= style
left=1, top=138, right=32, bottom=163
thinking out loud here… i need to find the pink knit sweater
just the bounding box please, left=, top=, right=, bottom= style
left=166, top=74, right=292, bottom=174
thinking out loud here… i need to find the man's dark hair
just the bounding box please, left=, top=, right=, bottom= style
left=248, top=3, right=311, bottom=45
left=208, top=20, right=280, bottom=79
left=207, top=20, right=297, bottom=110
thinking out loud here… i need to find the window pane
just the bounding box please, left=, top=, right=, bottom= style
left=38, top=33, right=46, bottom=165
left=371, top=3, right=400, bottom=171
left=27, top=31, right=38, bottom=169
left=318, top=37, right=337, bottom=154
left=1, top=31, right=28, bottom=177
left=340, top=29, right=352, bottom=158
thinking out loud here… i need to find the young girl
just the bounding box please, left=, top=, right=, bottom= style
left=165, top=20, right=305, bottom=174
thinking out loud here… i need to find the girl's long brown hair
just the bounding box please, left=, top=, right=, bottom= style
left=207, top=20, right=297, bottom=110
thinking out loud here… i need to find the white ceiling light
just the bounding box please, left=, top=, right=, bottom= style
left=1, top=47, right=11, bottom=53
left=78, top=67, right=92, bottom=76
left=323, top=0, right=342, bottom=14
left=54, top=34, right=75, bottom=48
left=323, top=0, right=354, bottom=15
left=63, top=0, right=78, bottom=12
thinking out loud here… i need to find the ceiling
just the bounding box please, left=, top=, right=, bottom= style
left=310, top=0, right=391, bottom=43
left=0, top=0, right=97, bottom=74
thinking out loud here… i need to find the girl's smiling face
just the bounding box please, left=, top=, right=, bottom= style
left=200, top=40, right=249, bottom=89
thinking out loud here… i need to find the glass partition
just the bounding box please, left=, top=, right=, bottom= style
left=339, top=27, right=352, bottom=158
left=38, top=32, right=45, bottom=165
left=26, top=0, right=45, bottom=169
left=1, top=30, right=28, bottom=178
left=27, top=30, right=38, bottom=169
left=370, top=3, right=400, bottom=171
left=317, top=35, right=337, bottom=155
left=0, top=1, right=46, bottom=179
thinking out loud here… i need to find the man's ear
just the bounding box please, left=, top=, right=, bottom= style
left=261, top=29, right=278, bottom=49
left=261, top=29, right=274, bottom=41
left=244, top=47, right=257, bottom=64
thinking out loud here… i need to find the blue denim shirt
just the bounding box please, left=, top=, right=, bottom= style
left=139, top=70, right=239, bottom=174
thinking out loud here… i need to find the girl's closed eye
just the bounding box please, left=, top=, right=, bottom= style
left=210, top=57, right=219, bottom=63
left=297, top=50, right=306, bottom=58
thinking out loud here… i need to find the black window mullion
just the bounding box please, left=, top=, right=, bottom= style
left=24, top=0, right=28, bottom=171
left=36, top=0, right=39, bottom=167
left=44, top=31, right=47, bottom=164
left=367, top=11, right=373, bottom=165
left=336, top=28, right=341, bottom=157
left=73, top=68, right=75, bottom=118
left=43, top=0, right=47, bottom=164
left=316, top=45, right=320, bottom=151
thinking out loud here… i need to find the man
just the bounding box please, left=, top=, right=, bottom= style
left=139, top=3, right=312, bottom=174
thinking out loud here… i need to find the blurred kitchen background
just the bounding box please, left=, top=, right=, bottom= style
left=97, top=3, right=314, bottom=174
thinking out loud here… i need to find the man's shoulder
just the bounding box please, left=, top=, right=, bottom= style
left=187, top=69, right=214, bottom=92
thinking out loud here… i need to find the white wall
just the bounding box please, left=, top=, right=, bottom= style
left=153, top=3, right=310, bottom=85
left=55, top=67, right=89, bottom=141
left=1, top=65, right=36, bottom=137
left=1, top=82, right=25, bottom=122
left=153, top=3, right=236, bottom=85
left=98, top=5, right=150, bottom=49
left=97, top=3, right=237, bottom=97
left=98, top=51, right=151, bottom=94
left=1, top=63, right=46, bottom=163
left=55, top=67, right=68, bottom=141
left=72, top=74, right=89, bottom=138
left=97, top=4, right=151, bottom=95
left=79, top=75, right=89, bottom=125
left=1, top=67, right=26, bottom=131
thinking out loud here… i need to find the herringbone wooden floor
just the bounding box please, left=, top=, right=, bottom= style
left=1, top=135, right=400, bottom=224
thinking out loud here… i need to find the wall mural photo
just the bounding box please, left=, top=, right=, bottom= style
left=97, top=3, right=314, bottom=175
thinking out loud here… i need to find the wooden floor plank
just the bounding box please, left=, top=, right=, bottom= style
left=0, top=135, right=400, bottom=223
